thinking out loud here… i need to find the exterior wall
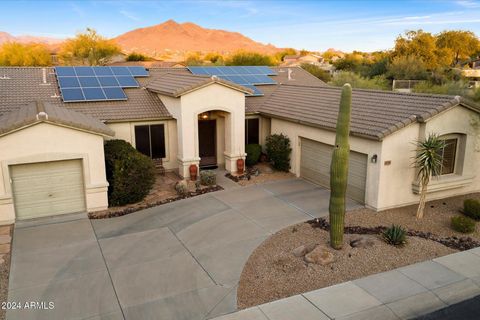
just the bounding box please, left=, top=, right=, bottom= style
left=378, top=106, right=480, bottom=210
left=106, top=119, right=178, bottom=171
left=159, top=83, right=246, bottom=177
left=0, top=123, right=109, bottom=225
left=270, top=118, right=382, bottom=209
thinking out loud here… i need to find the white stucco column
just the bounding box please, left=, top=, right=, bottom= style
left=223, top=111, right=246, bottom=173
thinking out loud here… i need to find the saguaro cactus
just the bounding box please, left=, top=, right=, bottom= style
left=329, top=84, right=352, bottom=250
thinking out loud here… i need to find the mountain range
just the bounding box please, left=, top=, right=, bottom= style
left=0, top=20, right=282, bottom=59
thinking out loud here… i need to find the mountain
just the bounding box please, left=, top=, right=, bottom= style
left=0, top=31, right=63, bottom=45
left=113, top=20, right=281, bottom=58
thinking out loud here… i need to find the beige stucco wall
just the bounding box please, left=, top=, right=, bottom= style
left=106, top=119, right=178, bottom=170
left=270, top=118, right=383, bottom=209
left=0, top=123, right=109, bottom=225
left=378, top=105, right=480, bottom=210
left=159, top=83, right=246, bottom=177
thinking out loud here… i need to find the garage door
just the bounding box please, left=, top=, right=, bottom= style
left=10, top=160, right=86, bottom=220
left=300, top=138, right=367, bottom=203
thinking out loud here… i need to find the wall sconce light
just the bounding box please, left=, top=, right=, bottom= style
left=371, top=154, right=378, bottom=163
left=199, top=112, right=210, bottom=120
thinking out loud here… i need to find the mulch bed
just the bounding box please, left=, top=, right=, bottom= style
left=237, top=193, right=480, bottom=309
left=89, top=185, right=223, bottom=219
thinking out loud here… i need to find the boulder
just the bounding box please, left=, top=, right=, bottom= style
left=292, top=243, right=318, bottom=257
left=350, top=237, right=375, bottom=248
left=304, top=246, right=335, bottom=265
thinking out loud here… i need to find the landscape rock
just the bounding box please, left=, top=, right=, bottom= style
left=0, top=235, right=11, bottom=245
left=0, top=244, right=10, bottom=254
left=304, top=246, right=335, bottom=265
left=262, top=166, right=274, bottom=174
left=292, top=243, right=318, bottom=257
left=350, top=236, right=375, bottom=248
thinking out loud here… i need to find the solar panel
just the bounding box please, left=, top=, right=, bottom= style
left=54, top=66, right=148, bottom=102
left=187, top=66, right=276, bottom=96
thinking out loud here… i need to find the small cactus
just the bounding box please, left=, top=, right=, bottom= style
left=329, top=84, right=352, bottom=250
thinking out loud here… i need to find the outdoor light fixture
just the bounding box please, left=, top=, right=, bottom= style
left=371, top=154, right=378, bottom=163
left=200, top=112, right=210, bottom=120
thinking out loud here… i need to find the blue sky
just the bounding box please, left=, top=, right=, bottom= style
left=1, top=0, right=480, bottom=52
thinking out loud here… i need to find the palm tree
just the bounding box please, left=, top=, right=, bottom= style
left=414, top=134, right=445, bottom=219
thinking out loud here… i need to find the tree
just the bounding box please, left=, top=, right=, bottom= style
left=332, top=52, right=364, bottom=72
left=392, top=30, right=450, bottom=70
left=204, top=52, right=224, bottom=65
left=275, top=48, right=297, bottom=62
left=59, top=28, right=121, bottom=66
left=0, top=42, right=51, bottom=66
left=413, top=134, right=445, bottom=219
left=300, top=63, right=331, bottom=82
left=329, top=84, right=352, bottom=249
left=436, top=30, right=480, bottom=66
left=225, top=51, right=275, bottom=66
left=184, top=52, right=203, bottom=66
left=386, top=55, right=429, bottom=80
left=330, top=71, right=390, bottom=90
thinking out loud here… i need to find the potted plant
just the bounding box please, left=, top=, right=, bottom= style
left=237, top=158, right=245, bottom=175
left=189, top=164, right=198, bottom=181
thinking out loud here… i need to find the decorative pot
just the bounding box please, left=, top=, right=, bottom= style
left=189, top=164, right=198, bottom=181
left=237, top=158, right=245, bottom=175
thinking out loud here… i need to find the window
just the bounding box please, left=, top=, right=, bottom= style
left=245, top=118, right=259, bottom=145
left=439, top=138, right=457, bottom=175
left=134, top=124, right=166, bottom=159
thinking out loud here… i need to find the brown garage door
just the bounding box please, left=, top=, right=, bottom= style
left=300, top=138, right=367, bottom=203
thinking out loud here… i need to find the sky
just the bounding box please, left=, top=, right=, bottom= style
left=1, top=0, right=480, bottom=52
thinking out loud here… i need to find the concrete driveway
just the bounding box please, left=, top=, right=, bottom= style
left=7, top=178, right=361, bottom=320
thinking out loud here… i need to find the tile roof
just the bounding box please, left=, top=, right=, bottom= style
left=258, top=84, right=479, bottom=140
left=0, top=101, right=114, bottom=137
left=146, top=73, right=253, bottom=97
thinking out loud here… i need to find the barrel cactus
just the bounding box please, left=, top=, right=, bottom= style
left=329, top=84, right=352, bottom=250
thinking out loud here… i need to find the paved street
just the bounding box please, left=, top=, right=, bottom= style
left=7, top=179, right=361, bottom=320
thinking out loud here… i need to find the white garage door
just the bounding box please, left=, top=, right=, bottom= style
left=10, top=160, right=86, bottom=220
left=300, top=138, right=367, bottom=203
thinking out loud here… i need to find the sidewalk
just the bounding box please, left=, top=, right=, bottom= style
left=212, top=247, right=480, bottom=320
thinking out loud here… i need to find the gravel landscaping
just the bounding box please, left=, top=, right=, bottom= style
left=0, top=225, right=12, bottom=320
left=237, top=193, right=480, bottom=309
left=225, top=162, right=294, bottom=186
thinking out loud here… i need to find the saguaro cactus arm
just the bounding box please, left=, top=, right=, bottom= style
left=329, top=83, right=352, bottom=250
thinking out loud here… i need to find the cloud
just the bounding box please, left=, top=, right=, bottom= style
left=119, top=9, right=140, bottom=21
left=456, top=0, right=480, bottom=8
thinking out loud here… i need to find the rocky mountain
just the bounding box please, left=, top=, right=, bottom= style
left=113, top=20, right=281, bottom=58
left=0, top=31, right=62, bottom=45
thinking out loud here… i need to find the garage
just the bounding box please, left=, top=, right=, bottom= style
left=10, top=160, right=86, bottom=220
left=300, top=138, right=368, bottom=203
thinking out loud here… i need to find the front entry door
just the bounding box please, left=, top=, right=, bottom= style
left=198, top=120, right=217, bottom=167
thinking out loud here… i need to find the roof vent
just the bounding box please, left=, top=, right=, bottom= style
left=39, top=68, right=51, bottom=86
left=211, top=75, right=218, bottom=80
left=287, top=69, right=294, bottom=81
left=0, top=74, right=11, bottom=80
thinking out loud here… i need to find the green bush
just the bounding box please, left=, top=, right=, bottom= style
left=300, top=63, right=331, bottom=82
left=245, top=144, right=262, bottom=166
left=382, top=225, right=407, bottom=246
left=126, top=52, right=149, bottom=61
left=463, top=199, right=480, bottom=220
left=200, top=170, right=216, bottom=186
left=175, top=180, right=189, bottom=196
left=266, top=134, right=291, bottom=172
left=451, top=215, right=476, bottom=233
left=104, top=139, right=156, bottom=206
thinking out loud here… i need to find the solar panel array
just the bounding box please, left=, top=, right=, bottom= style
left=187, top=66, right=277, bottom=96
left=54, top=66, right=149, bottom=102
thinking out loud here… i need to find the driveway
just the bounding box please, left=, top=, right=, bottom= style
left=7, top=178, right=361, bottom=320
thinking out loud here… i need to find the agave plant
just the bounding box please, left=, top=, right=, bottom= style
left=382, top=225, right=407, bottom=246
left=413, top=134, right=445, bottom=219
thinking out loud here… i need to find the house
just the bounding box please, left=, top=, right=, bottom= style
left=281, top=54, right=335, bottom=74
left=0, top=65, right=479, bottom=224
left=462, top=57, right=480, bottom=88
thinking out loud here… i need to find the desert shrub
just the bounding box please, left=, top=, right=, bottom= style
left=265, top=134, right=291, bottom=172
left=330, top=71, right=390, bottom=90
left=300, top=63, right=331, bottom=82
left=126, top=52, right=149, bottom=61
left=175, top=180, right=189, bottom=196
left=104, top=139, right=156, bottom=206
left=200, top=170, right=216, bottom=186
left=464, top=199, right=480, bottom=220
left=245, top=144, right=262, bottom=166
left=382, top=225, right=407, bottom=246
left=451, top=215, right=476, bottom=233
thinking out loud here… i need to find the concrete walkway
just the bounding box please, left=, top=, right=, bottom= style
left=7, top=178, right=361, bottom=320
left=211, top=247, right=480, bottom=320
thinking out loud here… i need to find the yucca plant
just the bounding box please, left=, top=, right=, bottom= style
left=382, top=225, right=407, bottom=246
left=413, top=134, right=445, bottom=219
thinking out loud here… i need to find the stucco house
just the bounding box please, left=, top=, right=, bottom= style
left=0, top=65, right=479, bottom=225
